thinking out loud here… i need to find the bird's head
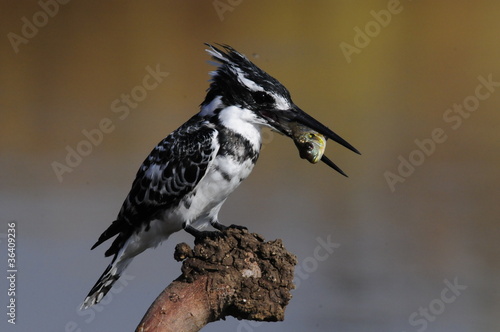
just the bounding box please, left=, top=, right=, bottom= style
left=201, top=43, right=360, bottom=175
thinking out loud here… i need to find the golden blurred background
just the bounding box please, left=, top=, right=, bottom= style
left=0, top=1, right=499, bottom=331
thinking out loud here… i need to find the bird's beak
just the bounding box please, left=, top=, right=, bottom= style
left=291, top=105, right=360, bottom=155
left=263, top=104, right=360, bottom=176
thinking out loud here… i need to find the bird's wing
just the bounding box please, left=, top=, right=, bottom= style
left=91, top=117, right=219, bottom=256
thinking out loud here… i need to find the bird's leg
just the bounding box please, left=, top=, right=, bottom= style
left=183, top=222, right=224, bottom=240
left=210, top=220, right=228, bottom=231
left=211, top=220, right=248, bottom=232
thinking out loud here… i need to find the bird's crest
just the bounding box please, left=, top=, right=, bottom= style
left=202, top=43, right=290, bottom=109
left=205, top=44, right=257, bottom=83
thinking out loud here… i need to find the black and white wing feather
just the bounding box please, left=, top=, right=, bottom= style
left=91, top=115, right=219, bottom=257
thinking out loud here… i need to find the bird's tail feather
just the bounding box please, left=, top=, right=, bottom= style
left=81, top=256, right=132, bottom=309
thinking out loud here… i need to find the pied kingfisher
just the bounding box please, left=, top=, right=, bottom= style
left=82, top=44, right=359, bottom=309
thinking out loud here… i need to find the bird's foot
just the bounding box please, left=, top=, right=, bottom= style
left=184, top=223, right=225, bottom=242
left=228, top=224, right=248, bottom=231
left=211, top=221, right=248, bottom=232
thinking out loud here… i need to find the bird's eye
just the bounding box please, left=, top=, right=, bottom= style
left=252, top=91, right=273, bottom=104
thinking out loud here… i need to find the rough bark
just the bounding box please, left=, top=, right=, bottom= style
left=136, top=228, right=297, bottom=332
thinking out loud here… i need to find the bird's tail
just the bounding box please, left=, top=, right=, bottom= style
left=81, top=256, right=133, bottom=309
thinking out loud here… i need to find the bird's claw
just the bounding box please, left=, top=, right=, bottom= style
left=227, top=224, right=248, bottom=231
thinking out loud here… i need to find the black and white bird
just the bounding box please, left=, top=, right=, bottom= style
left=82, top=44, right=359, bottom=309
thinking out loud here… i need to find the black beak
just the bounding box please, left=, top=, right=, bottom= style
left=275, top=105, right=360, bottom=176
left=292, top=106, right=360, bottom=155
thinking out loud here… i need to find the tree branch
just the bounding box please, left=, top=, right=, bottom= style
left=136, top=228, right=297, bottom=332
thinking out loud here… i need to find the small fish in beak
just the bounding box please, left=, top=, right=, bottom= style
left=284, top=114, right=356, bottom=177
left=290, top=122, right=326, bottom=164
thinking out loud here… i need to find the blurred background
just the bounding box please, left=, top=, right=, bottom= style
left=1, top=1, right=499, bottom=331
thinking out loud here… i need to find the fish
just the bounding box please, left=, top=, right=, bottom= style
left=290, top=122, right=326, bottom=164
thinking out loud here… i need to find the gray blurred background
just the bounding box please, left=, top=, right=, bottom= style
left=1, top=1, right=499, bottom=331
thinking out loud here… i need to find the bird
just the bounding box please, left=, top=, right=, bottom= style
left=81, top=44, right=360, bottom=309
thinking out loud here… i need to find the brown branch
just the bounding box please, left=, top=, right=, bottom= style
left=135, top=228, right=297, bottom=332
